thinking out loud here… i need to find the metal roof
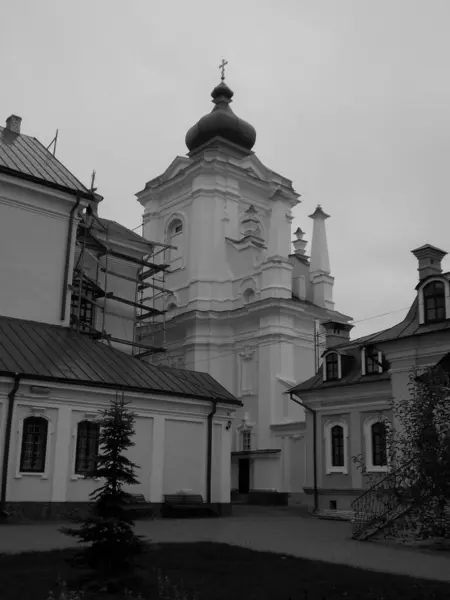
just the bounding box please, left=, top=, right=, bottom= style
left=0, top=316, right=240, bottom=405
left=97, top=219, right=151, bottom=247
left=289, top=296, right=450, bottom=395
left=0, top=126, right=90, bottom=196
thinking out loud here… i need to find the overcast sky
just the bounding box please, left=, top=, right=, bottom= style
left=1, top=0, right=449, bottom=340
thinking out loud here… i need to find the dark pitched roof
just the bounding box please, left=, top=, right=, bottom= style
left=289, top=295, right=450, bottom=395
left=0, top=126, right=91, bottom=198
left=0, top=316, right=240, bottom=405
left=96, top=218, right=152, bottom=248
left=335, top=297, right=450, bottom=350
left=289, top=347, right=390, bottom=394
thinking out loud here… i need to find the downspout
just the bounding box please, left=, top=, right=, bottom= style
left=289, top=393, right=318, bottom=513
left=206, top=399, right=218, bottom=504
left=0, top=374, right=21, bottom=521
left=61, top=191, right=82, bottom=321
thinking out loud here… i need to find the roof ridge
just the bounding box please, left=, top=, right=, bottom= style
left=32, top=135, right=89, bottom=192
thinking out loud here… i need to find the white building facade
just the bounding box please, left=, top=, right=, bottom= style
left=0, top=114, right=239, bottom=520
left=137, top=80, right=350, bottom=504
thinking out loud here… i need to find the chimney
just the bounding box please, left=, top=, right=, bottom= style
left=411, top=244, right=447, bottom=281
left=322, top=320, right=353, bottom=349
left=5, top=115, right=22, bottom=134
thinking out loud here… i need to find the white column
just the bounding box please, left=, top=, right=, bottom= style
left=150, top=415, right=165, bottom=502
left=51, top=406, right=72, bottom=502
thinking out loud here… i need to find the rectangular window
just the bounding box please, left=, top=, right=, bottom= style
left=242, top=430, right=252, bottom=451
left=75, top=421, right=100, bottom=475
left=372, top=422, right=387, bottom=467
left=366, top=353, right=379, bottom=374
left=20, top=417, right=48, bottom=473
left=326, top=354, right=339, bottom=380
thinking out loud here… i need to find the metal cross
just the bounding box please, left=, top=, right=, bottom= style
left=219, top=58, right=228, bottom=81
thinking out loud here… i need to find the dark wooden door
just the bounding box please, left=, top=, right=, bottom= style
left=238, top=458, right=250, bottom=493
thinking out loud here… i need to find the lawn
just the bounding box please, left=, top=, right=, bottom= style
left=1, top=543, right=450, bottom=600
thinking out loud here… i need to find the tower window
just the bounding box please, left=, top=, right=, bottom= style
left=423, top=281, right=446, bottom=323
left=242, top=430, right=252, bottom=451
left=167, top=218, right=184, bottom=268
left=325, top=353, right=339, bottom=380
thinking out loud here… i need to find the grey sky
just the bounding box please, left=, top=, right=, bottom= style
left=2, top=0, right=449, bottom=339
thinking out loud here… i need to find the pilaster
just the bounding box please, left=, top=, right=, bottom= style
left=149, top=415, right=165, bottom=502
left=51, top=406, right=72, bottom=502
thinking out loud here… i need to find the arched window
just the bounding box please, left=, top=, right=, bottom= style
left=331, top=425, right=344, bottom=467
left=423, top=281, right=446, bottom=323
left=371, top=421, right=387, bottom=467
left=243, top=289, right=255, bottom=304
left=324, top=420, right=348, bottom=474
left=20, top=416, right=48, bottom=473
left=167, top=218, right=184, bottom=269
left=364, top=416, right=389, bottom=472
left=325, top=353, right=339, bottom=380
left=75, top=421, right=100, bottom=475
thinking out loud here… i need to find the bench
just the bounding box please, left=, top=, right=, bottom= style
left=162, top=494, right=217, bottom=518
left=123, top=493, right=155, bottom=519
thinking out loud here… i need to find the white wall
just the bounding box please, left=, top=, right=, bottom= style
left=1, top=381, right=236, bottom=506
left=0, top=177, right=86, bottom=325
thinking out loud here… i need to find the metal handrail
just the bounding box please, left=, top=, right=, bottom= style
left=351, top=456, right=416, bottom=509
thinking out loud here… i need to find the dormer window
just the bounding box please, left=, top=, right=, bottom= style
left=361, top=347, right=383, bottom=376
left=325, top=353, right=339, bottom=381
left=366, top=354, right=378, bottom=374
left=423, top=280, right=446, bottom=323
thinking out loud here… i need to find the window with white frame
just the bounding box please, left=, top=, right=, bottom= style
left=423, top=280, right=446, bottom=323
left=20, top=416, right=48, bottom=473
left=324, top=419, right=349, bottom=474
left=361, top=347, right=383, bottom=376
left=167, top=218, right=184, bottom=269
left=324, top=352, right=339, bottom=381
left=364, top=416, right=388, bottom=472
left=75, top=420, right=100, bottom=475
left=242, top=429, right=252, bottom=451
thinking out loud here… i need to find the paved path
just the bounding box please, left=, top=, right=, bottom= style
left=1, top=506, right=450, bottom=583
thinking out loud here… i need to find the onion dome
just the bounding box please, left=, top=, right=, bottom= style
left=185, top=81, right=256, bottom=153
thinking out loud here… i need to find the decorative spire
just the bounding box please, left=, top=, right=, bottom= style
left=219, top=58, right=228, bottom=82
left=292, top=227, right=308, bottom=256
left=309, top=204, right=331, bottom=274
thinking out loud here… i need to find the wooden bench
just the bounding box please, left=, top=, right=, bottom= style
left=123, top=493, right=154, bottom=519
left=162, top=494, right=217, bottom=518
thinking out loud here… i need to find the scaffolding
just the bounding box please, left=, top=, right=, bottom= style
left=70, top=205, right=175, bottom=359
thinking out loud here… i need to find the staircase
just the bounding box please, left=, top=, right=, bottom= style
left=352, top=458, right=417, bottom=541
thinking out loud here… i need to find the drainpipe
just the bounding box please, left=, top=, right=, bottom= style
left=289, top=393, right=318, bottom=513
left=206, top=399, right=218, bottom=504
left=0, top=374, right=21, bottom=521
left=60, top=191, right=82, bottom=321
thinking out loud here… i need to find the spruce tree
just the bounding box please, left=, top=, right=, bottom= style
left=62, top=392, right=149, bottom=591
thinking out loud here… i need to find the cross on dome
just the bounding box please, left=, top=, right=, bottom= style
left=219, top=58, right=228, bottom=81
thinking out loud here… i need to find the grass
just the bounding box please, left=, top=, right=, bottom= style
left=1, top=543, right=450, bottom=599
